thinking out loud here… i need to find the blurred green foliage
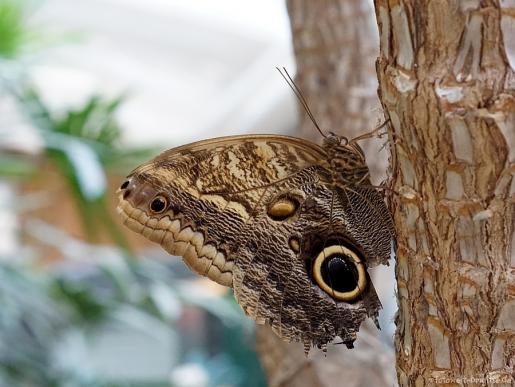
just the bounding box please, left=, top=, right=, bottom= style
left=0, top=0, right=29, bottom=58
left=0, top=0, right=156, bottom=247
left=15, top=85, right=155, bottom=248
left=0, top=250, right=261, bottom=387
left=0, top=0, right=266, bottom=386
left=0, top=0, right=79, bottom=59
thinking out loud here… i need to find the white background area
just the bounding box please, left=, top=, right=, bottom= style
left=31, top=0, right=298, bottom=148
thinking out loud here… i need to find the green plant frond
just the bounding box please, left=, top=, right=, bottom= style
left=54, top=94, right=125, bottom=146
left=0, top=1, right=26, bottom=59
left=0, top=0, right=79, bottom=60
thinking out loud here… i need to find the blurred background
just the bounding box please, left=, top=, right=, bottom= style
left=0, top=0, right=396, bottom=386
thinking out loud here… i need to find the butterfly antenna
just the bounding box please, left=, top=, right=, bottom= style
left=276, top=67, right=327, bottom=138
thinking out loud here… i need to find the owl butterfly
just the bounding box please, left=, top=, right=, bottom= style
left=117, top=70, right=395, bottom=353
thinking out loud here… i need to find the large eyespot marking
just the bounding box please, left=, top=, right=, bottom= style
left=150, top=195, right=168, bottom=214
left=267, top=195, right=299, bottom=221
left=313, top=245, right=366, bottom=302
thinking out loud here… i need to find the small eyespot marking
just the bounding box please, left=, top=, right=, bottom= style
left=289, top=237, right=300, bottom=253
left=267, top=195, right=299, bottom=221
left=150, top=195, right=168, bottom=213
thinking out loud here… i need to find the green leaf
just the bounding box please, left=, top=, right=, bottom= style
left=50, top=278, right=110, bottom=324
left=0, top=1, right=26, bottom=58
left=0, top=1, right=79, bottom=60
left=53, top=94, right=125, bottom=147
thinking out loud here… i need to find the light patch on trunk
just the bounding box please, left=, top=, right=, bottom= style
left=459, top=265, right=491, bottom=287
left=427, top=319, right=451, bottom=368
left=391, top=4, right=414, bottom=69
left=472, top=209, right=492, bottom=221
left=491, top=336, right=506, bottom=369
left=399, top=294, right=412, bottom=356
left=449, top=118, right=474, bottom=164
left=428, top=303, right=438, bottom=317
left=393, top=69, right=417, bottom=92
left=445, top=170, right=464, bottom=200
left=500, top=1, right=515, bottom=71
left=399, top=151, right=417, bottom=187
left=388, top=110, right=402, bottom=133
left=496, top=299, right=515, bottom=330
left=378, top=6, right=390, bottom=58
left=418, top=221, right=430, bottom=255
left=460, top=0, right=481, bottom=11
left=399, top=185, right=417, bottom=200
left=435, top=85, right=463, bottom=103
left=460, top=283, right=476, bottom=298
left=397, top=254, right=409, bottom=282
left=453, top=13, right=483, bottom=80
left=405, top=203, right=419, bottom=251
left=423, top=271, right=434, bottom=295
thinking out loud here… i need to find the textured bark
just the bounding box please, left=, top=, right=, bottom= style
left=374, top=1, right=515, bottom=386
left=255, top=1, right=395, bottom=386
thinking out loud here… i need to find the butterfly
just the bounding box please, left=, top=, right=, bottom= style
left=116, top=69, right=395, bottom=352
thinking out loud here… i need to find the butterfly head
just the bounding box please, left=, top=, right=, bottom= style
left=117, top=169, right=235, bottom=286
left=117, top=174, right=171, bottom=232
left=323, top=132, right=364, bottom=156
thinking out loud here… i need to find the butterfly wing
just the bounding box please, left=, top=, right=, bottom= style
left=117, top=135, right=391, bottom=350
left=121, top=135, right=325, bottom=282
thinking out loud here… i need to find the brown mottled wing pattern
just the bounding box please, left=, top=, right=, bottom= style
left=117, top=135, right=393, bottom=350
left=337, top=185, right=394, bottom=266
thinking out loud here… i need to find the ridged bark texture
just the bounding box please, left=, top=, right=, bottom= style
left=374, top=1, right=514, bottom=385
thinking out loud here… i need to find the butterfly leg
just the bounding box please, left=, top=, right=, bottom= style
left=350, top=118, right=391, bottom=143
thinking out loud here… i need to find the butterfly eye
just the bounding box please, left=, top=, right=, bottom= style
left=312, top=245, right=366, bottom=302
left=149, top=195, right=168, bottom=214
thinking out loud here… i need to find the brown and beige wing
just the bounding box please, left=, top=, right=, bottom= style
left=118, top=135, right=327, bottom=283
left=117, top=135, right=383, bottom=350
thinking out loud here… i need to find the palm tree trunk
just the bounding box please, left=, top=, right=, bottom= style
left=374, top=1, right=514, bottom=385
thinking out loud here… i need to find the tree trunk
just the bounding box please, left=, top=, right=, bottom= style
left=374, top=1, right=514, bottom=385
left=255, top=1, right=396, bottom=386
